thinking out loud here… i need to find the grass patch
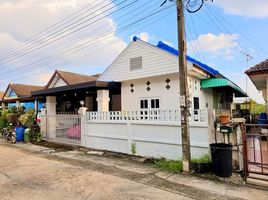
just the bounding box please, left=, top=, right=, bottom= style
left=153, top=159, right=183, bottom=173
left=191, top=154, right=211, bottom=164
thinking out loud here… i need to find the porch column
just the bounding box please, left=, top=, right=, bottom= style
left=16, top=100, right=20, bottom=108
left=1, top=102, right=6, bottom=109
left=34, top=99, right=38, bottom=113
left=46, top=96, right=56, bottom=115
left=46, top=96, right=56, bottom=139
left=96, top=90, right=110, bottom=112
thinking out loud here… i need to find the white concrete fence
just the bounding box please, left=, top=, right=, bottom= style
left=41, top=109, right=211, bottom=160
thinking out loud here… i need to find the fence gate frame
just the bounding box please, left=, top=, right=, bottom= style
left=242, top=124, right=268, bottom=180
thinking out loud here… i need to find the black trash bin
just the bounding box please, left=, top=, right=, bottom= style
left=210, top=143, right=232, bottom=177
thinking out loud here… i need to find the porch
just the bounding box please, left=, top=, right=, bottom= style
left=32, top=81, right=121, bottom=115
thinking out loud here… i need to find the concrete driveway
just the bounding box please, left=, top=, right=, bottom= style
left=0, top=142, right=268, bottom=200
left=0, top=144, right=189, bottom=200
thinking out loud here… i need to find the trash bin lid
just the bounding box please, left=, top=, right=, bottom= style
left=209, top=143, right=232, bottom=150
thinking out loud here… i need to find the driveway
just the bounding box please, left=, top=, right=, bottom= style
left=0, top=142, right=267, bottom=200
left=0, top=144, right=189, bottom=200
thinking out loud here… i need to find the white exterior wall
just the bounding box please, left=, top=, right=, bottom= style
left=81, top=121, right=209, bottom=160
left=121, top=74, right=213, bottom=111
left=98, top=40, right=194, bottom=82
left=48, top=77, right=67, bottom=88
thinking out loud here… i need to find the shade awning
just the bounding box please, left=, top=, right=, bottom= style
left=201, top=78, right=247, bottom=97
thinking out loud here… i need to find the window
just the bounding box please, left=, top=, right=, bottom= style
left=151, top=99, right=160, bottom=109
left=140, top=99, right=148, bottom=109
left=140, top=98, right=160, bottom=110
left=193, top=97, right=199, bottom=110
left=130, top=56, right=142, bottom=71
left=193, top=97, right=199, bottom=116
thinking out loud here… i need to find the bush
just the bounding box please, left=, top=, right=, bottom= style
left=19, top=109, right=41, bottom=143
left=6, top=113, right=19, bottom=126
left=19, top=109, right=35, bottom=127
left=28, top=122, right=41, bottom=143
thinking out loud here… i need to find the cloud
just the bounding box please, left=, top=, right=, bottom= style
left=137, top=32, right=150, bottom=42
left=189, top=33, right=239, bottom=59
left=215, top=0, right=268, bottom=18
left=0, top=0, right=127, bottom=90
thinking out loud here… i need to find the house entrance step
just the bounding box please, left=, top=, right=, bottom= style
left=247, top=174, right=268, bottom=188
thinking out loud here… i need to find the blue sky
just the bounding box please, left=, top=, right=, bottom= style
left=0, top=0, right=267, bottom=103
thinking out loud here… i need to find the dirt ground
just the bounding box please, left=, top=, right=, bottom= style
left=0, top=142, right=267, bottom=200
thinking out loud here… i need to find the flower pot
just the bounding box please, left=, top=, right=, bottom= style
left=219, top=115, right=230, bottom=124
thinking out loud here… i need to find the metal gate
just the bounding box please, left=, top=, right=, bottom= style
left=243, top=124, right=268, bottom=177
left=41, top=114, right=82, bottom=146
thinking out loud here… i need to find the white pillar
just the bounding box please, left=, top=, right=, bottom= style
left=96, top=90, right=110, bottom=112
left=46, top=96, right=56, bottom=139
left=34, top=99, right=38, bottom=113
left=46, top=96, right=56, bottom=115
left=16, top=100, right=20, bottom=108
left=1, top=102, right=6, bottom=109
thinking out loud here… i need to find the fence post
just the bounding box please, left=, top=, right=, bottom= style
left=127, top=122, right=133, bottom=154
left=80, top=112, right=86, bottom=146
left=40, top=108, right=47, bottom=139
left=207, top=108, right=216, bottom=144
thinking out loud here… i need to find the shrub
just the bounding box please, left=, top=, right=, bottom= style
left=19, top=109, right=35, bottom=128
left=6, top=113, right=19, bottom=126
left=28, top=122, right=41, bottom=143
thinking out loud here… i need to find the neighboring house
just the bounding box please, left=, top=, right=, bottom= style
left=0, top=91, right=4, bottom=108
left=245, top=59, right=268, bottom=110
left=1, top=83, right=44, bottom=111
left=98, top=37, right=246, bottom=114
left=32, top=70, right=121, bottom=114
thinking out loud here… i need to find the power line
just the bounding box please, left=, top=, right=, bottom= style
left=185, top=19, right=202, bottom=61
left=0, top=0, right=133, bottom=64
left=0, top=0, right=110, bottom=57
left=188, top=13, right=207, bottom=63
left=11, top=6, right=175, bottom=82
left=206, top=5, right=268, bottom=56
left=203, top=6, right=252, bottom=58
left=2, top=0, right=163, bottom=75
left=4, top=2, right=175, bottom=80
left=1, top=0, right=114, bottom=59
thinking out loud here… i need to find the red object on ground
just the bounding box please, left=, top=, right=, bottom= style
left=67, top=125, right=81, bottom=139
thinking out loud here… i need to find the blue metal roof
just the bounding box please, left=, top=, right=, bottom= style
left=156, top=41, right=220, bottom=76
left=131, top=37, right=246, bottom=96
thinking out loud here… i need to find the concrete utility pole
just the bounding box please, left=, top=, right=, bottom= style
left=176, top=0, right=191, bottom=173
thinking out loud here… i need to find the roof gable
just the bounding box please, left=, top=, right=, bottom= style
left=3, top=84, right=44, bottom=100
left=46, top=70, right=98, bottom=88
left=97, top=40, right=198, bottom=82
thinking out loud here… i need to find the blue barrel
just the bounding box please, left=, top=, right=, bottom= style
left=16, top=126, right=26, bottom=142
left=260, top=113, right=267, bottom=120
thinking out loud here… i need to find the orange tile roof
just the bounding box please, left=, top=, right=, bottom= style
left=46, top=70, right=99, bottom=88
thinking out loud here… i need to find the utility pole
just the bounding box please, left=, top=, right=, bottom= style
left=177, top=0, right=190, bottom=173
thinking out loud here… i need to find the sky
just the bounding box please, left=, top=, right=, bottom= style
left=0, top=0, right=267, bottom=103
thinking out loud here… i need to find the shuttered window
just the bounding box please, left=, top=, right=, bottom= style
left=130, top=56, right=142, bottom=71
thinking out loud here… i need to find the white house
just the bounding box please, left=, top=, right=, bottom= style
left=97, top=37, right=246, bottom=114
left=40, top=37, right=247, bottom=160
